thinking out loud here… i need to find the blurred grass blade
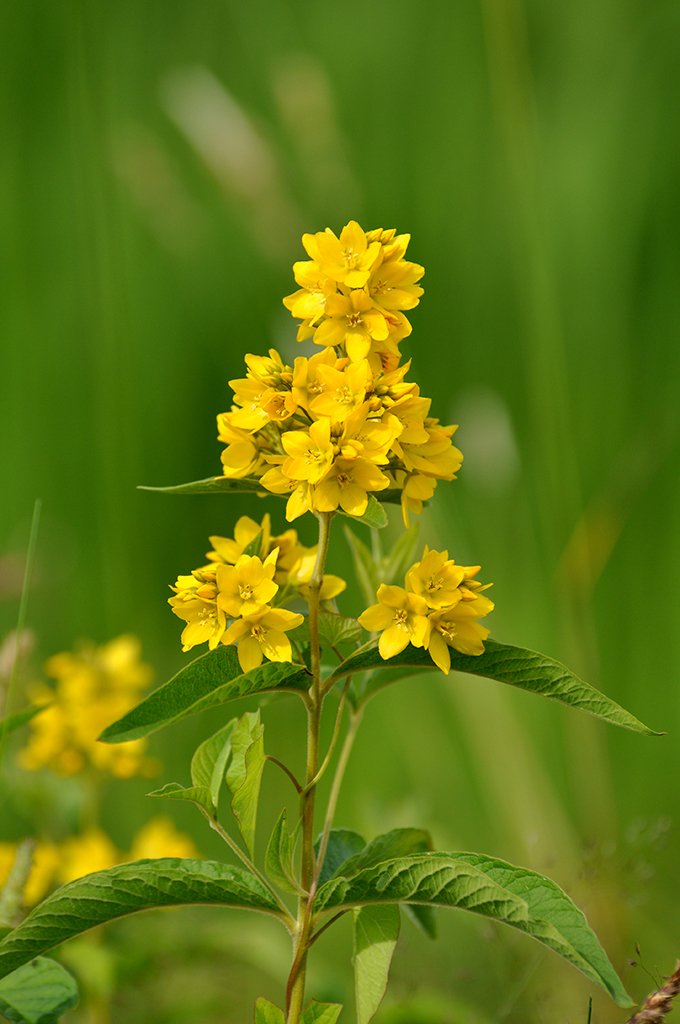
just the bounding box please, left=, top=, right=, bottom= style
left=313, top=852, right=633, bottom=1006
left=0, top=956, right=78, bottom=1024
left=325, top=640, right=659, bottom=734
left=0, top=859, right=286, bottom=980
left=0, top=706, right=47, bottom=740
left=99, top=647, right=309, bottom=744
left=354, top=904, right=400, bottom=1024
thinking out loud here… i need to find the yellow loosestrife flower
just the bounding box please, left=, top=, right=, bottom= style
left=215, top=549, right=279, bottom=618
left=221, top=606, right=304, bottom=673
left=358, top=585, right=429, bottom=659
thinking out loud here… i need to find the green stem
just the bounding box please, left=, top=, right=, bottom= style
left=208, top=816, right=294, bottom=928
left=312, top=706, right=363, bottom=890
left=301, top=677, right=350, bottom=796
left=286, top=511, right=333, bottom=1024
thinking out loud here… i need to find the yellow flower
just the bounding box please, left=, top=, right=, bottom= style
left=307, top=221, right=382, bottom=289
left=281, top=418, right=335, bottom=484
left=222, top=607, right=305, bottom=673
left=313, top=290, right=389, bottom=363
left=367, top=258, right=424, bottom=313
left=358, top=585, right=429, bottom=659
left=128, top=817, right=200, bottom=861
left=314, top=457, right=390, bottom=517
left=169, top=594, right=227, bottom=652
left=425, top=594, right=494, bottom=672
left=216, top=550, right=279, bottom=617
left=406, top=547, right=468, bottom=610
left=308, top=360, right=372, bottom=423
left=57, top=830, right=120, bottom=884
left=207, top=514, right=271, bottom=565
left=283, top=260, right=336, bottom=321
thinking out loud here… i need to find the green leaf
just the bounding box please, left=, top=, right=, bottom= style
left=146, top=781, right=215, bottom=819
left=190, top=719, right=237, bottom=810
left=337, top=828, right=433, bottom=878
left=265, top=810, right=302, bottom=896
left=242, top=529, right=264, bottom=559
left=0, top=706, right=48, bottom=739
left=0, top=957, right=78, bottom=1024
left=227, top=712, right=266, bottom=859
left=300, top=1000, right=343, bottom=1024
left=99, top=646, right=310, bottom=744
left=314, top=830, right=366, bottom=888
left=354, top=904, right=400, bottom=1024
left=0, top=859, right=284, bottom=981
left=343, top=527, right=380, bottom=608
left=313, top=852, right=632, bottom=1007
left=337, top=495, right=388, bottom=530
left=402, top=903, right=437, bottom=939
left=254, top=997, right=286, bottom=1024
left=381, top=522, right=421, bottom=586
left=138, top=476, right=267, bottom=496
left=291, top=613, right=363, bottom=650
left=325, top=639, right=659, bottom=734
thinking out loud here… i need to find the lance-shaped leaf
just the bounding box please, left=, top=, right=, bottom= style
left=0, top=706, right=48, bottom=739
left=191, top=719, right=237, bottom=811
left=265, top=810, right=302, bottom=896
left=146, top=781, right=215, bottom=819
left=402, top=902, right=437, bottom=939
left=254, top=997, right=286, bottom=1024
left=313, top=852, right=632, bottom=1007
left=324, top=640, right=658, bottom=735
left=336, top=495, right=388, bottom=530
left=290, top=613, right=363, bottom=650
left=300, top=1001, right=343, bottom=1024
left=139, top=476, right=267, bottom=496
left=99, top=647, right=309, bottom=744
left=0, top=957, right=79, bottom=1024
left=354, top=904, right=400, bottom=1024
left=314, top=829, right=366, bottom=888
left=0, top=859, right=285, bottom=981
left=227, top=712, right=266, bottom=859
left=336, top=828, right=432, bottom=878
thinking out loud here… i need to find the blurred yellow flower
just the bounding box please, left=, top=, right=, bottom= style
left=18, top=636, right=155, bottom=779
left=128, top=816, right=200, bottom=861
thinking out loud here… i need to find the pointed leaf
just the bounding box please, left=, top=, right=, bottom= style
left=402, top=903, right=437, bottom=939
left=337, top=828, right=432, bottom=878
left=139, top=476, right=267, bottom=496
left=99, top=646, right=309, bottom=744
left=325, top=640, right=658, bottom=734
left=0, top=957, right=78, bottom=1024
left=313, top=852, right=632, bottom=1007
left=354, top=904, right=400, bottom=1024
left=314, top=830, right=366, bottom=888
left=337, top=495, right=388, bottom=530
left=290, top=614, right=363, bottom=650
left=254, top=997, right=286, bottom=1024
left=0, top=859, right=285, bottom=981
left=265, top=810, right=302, bottom=896
left=381, top=522, right=421, bottom=585
left=146, top=781, right=215, bottom=819
left=191, top=719, right=237, bottom=810
left=227, top=712, right=266, bottom=859
left=242, top=529, right=264, bottom=558
left=300, top=1000, right=343, bottom=1024
left=0, top=706, right=48, bottom=739
left=343, top=527, right=380, bottom=608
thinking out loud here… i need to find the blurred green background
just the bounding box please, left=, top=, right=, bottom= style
left=2, top=0, right=679, bottom=1020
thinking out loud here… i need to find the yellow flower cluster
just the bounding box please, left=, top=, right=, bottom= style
left=358, top=547, right=494, bottom=673
left=169, top=514, right=345, bottom=670
left=0, top=817, right=198, bottom=908
left=18, top=636, right=157, bottom=779
left=217, top=221, right=462, bottom=526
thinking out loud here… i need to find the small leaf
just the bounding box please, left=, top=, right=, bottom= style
left=0, top=957, right=78, bottom=1024
left=337, top=828, right=432, bottom=878
left=242, top=529, right=264, bottom=559
left=325, top=640, right=659, bottom=735
left=354, top=904, right=400, bottom=1024
left=190, top=719, right=237, bottom=810
left=313, top=852, right=633, bottom=1007
left=265, top=810, right=301, bottom=896
left=99, top=646, right=309, bottom=744
left=0, top=706, right=48, bottom=739
left=343, top=527, right=381, bottom=608
left=139, top=476, right=268, bottom=496
left=0, top=860, right=284, bottom=981
left=254, top=997, right=286, bottom=1024
left=314, top=830, right=366, bottom=888
left=300, top=1000, right=343, bottom=1024
left=381, top=522, right=421, bottom=585
left=227, top=712, right=266, bottom=859
left=290, top=614, right=363, bottom=650
left=402, top=903, right=437, bottom=938
left=146, top=781, right=215, bottom=819
left=336, top=495, right=388, bottom=530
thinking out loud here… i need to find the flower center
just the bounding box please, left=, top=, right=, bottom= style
left=426, top=576, right=443, bottom=592
left=336, top=472, right=352, bottom=489
left=439, top=623, right=457, bottom=640
left=251, top=625, right=267, bottom=642
left=239, top=584, right=254, bottom=600
left=347, top=313, right=363, bottom=328
left=392, top=609, right=408, bottom=629
left=336, top=386, right=353, bottom=404
left=198, top=609, right=217, bottom=627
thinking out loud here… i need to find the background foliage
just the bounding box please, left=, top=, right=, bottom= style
left=1, top=0, right=679, bottom=1020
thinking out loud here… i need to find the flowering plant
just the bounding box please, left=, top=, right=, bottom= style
left=0, top=222, right=659, bottom=1023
